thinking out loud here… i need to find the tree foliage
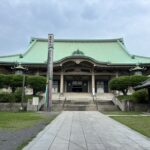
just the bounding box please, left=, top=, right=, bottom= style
left=132, top=89, right=149, bottom=103
left=109, top=75, right=149, bottom=95
left=9, top=75, right=24, bottom=92
left=129, top=75, right=148, bottom=86
left=27, top=76, right=46, bottom=95
left=0, top=74, right=24, bottom=91
left=0, top=74, right=6, bottom=88
left=0, top=74, right=46, bottom=95
left=109, top=76, right=130, bottom=95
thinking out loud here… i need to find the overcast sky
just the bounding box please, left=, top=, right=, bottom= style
left=0, top=0, right=150, bottom=57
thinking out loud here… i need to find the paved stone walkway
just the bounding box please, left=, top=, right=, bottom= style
left=23, top=111, right=150, bottom=150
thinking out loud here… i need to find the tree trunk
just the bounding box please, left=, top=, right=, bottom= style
left=12, top=87, right=16, bottom=93
left=122, top=89, right=128, bottom=96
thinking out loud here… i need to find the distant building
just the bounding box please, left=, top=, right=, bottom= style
left=0, top=37, right=150, bottom=94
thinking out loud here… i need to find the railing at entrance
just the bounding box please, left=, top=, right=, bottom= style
left=62, top=97, right=67, bottom=110
left=92, top=94, right=98, bottom=110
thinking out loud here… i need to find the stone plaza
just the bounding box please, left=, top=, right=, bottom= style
left=23, top=111, right=150, bottom=150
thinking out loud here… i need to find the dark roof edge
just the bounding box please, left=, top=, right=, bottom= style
left=0, top=61, right=150, bottom=66
left=54, top=55, right=109, bottom=65
left=30, top=37, right=124, bottom=43
left=0, top=54, right=20, bottom=58
left=134, top=55, right=150, bottom=59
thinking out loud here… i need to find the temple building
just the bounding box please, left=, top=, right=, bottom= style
left=0, top=37, right=150, bottom=95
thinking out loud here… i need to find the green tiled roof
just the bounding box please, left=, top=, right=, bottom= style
left=0, top=38, right=150, bottom=65
left=0, top=54, right=20, bottom=63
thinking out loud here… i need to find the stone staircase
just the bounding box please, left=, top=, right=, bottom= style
left=95, top=93, right=119, bottom=111
left=51, top=93, right=119, bottom=111
left=63, top=93, right=96, bottom=111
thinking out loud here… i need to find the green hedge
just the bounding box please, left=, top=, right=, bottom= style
left=0, top=91, right=33, bottom=103
left=117, top=95, right=133, bottom=101
left=27, top=76, right=46, bottom=95
left=0, top=93, right=15, bottom=103
left=117, top=89, right=149, bottom=103
left=109, top=75, right=149, bottom=95
left=132, top=89, right=149, bottom=103
left=0, top=74, right=46, bottom=95
left=130, top=75, right=148, bottom=86
left=109, top=76, right=130, bottom=95
left=0, top=74, right=47, bottom=103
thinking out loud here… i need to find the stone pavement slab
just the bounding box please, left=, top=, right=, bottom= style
left=23, top=111, right=150, bottom=150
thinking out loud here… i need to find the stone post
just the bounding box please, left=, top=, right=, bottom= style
left=60, top=71, right=64, bottom=94
left=92, top=68, right=95, bottom=95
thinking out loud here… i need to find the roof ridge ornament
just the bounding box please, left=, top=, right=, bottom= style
left=72, top=49, right=84, bottom=56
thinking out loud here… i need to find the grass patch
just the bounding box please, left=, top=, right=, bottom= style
left=0, top=112, right=58, bottom=150
left=17, top=138, right=34, bottom=150
left=117, top=95, right=133, bottom=101
left=111, top=116, right=150, bottom=137
left=102, top=111, right=143, bottom=115
left=0, top=112, right=57, bottom=130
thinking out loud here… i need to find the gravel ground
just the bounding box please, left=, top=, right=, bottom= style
left=0, top=112, right=59, bottom=150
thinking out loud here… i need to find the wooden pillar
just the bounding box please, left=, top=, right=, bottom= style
left=92, top=68, right=95, bottom=95
left=60, top=71, right=64, bottom=94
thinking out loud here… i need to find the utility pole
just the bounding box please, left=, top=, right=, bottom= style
left=47, top=34, right=54, bottom=111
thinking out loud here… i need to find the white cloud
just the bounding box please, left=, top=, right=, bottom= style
left=0, top=0, right=150, bottom=56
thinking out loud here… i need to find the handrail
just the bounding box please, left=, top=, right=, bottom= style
left=92, top=94, right=98, bottom=110
left=38, top=97, right=45, bottom=111
left=62, top=97, right=67, bottom=110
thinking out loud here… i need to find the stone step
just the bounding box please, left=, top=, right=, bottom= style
left=63, top=105, right=97, bottom=111
left=97, top=105, right=119, bottom=111
left=51, top=93, right=119, bottom=111
left=96, top=100, right=115, bottom=105
left=64, top=104, right=96, bottom=107
left=64, top=101, right=92, bottom=105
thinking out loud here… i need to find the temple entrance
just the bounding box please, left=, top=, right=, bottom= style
left=96, top=80, right=109, bottom=93
left=66, top=80, right=88, bottom=92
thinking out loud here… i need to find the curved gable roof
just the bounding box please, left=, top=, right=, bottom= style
left=0, top=37, right=150, bottom=65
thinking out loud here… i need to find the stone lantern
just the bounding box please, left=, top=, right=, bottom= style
left=11, top=63, right=28, bottom=111
left=130, top=64, right=145, bottom=75
left=12, top=63, right=27, bottom=75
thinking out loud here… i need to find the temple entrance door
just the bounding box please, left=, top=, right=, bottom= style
left=66, top=80, right=88, bottom=92
left=96, top=80, right=109, bottom=93
left=96, top=81, right=104, bottom=93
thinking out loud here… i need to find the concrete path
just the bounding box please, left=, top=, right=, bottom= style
left=23, top=111, right=150, bottom=150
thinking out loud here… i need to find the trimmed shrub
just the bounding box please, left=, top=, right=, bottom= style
left=130, top=75, right=148, bottom=87
left=0, top=74, right=5, bottom=88
left=0, top=74, right=24, bottom=91
left=132, top=89, right=149, bottom=103
left=0, top=93, right=15, bottom=103
left=0, top=74, right=47, bottom=95
left=14, top=88, right=23, bottom=102
left=109, top=76, right=130, bottom=95
left=0, top=74, right=46, bottom=103
left=3, top=75, right=12, bottom=87
left=0, top=90, right=29, bottom=103
left=9, top=75, right=24, bottom=92
left=27, top=76, right=46, bottom=95
left=117, top=95, right=134, bottom=101
left=109, top=75, right=149, bottom=96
